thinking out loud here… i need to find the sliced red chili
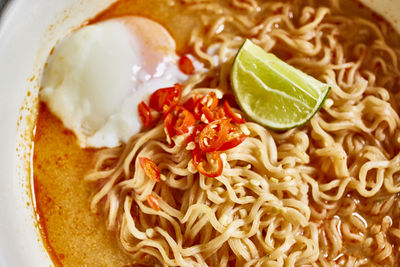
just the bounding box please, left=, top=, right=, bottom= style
left=178, top=55, right=195, bottom=75
left=224, top=100, right=245, bottom=124
left=203, top=92, right=219, bottom=111
left=215, top=107, right=226, bottom=120
left=186, top=127, right=197, bottom=145
left=218, top=134, right=246, bottom=151
left=192, top=146, right=223, bottom=178
left=192, top=146, right=202, bottom=166
left=183, top=94, right=199, bottom=113
left=186, top=124, right=206, bottom=145
left=138, top=101, right=152, bottom=127
left=218, top=124, right=246, bottom=151
left=164, top=112, right=176, bottom=139
left=201, top=106, right=214, bottom=123
left=147, top=194, right=160, bottom=211
left=139, top=157, right=160, bottom=182
left=193, top=101, right=203, bottom=119
left=193, top=92, right=219, bottom=119
left=174, top=106, right=196, bottom=135
left=199, top=119, right=230, bottom=152
left=149, top=83, right=182, bottom=115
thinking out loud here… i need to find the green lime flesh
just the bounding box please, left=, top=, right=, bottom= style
left=230, top=39, right=331, bottom=130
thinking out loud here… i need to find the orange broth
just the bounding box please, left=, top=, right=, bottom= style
left=32, top=0, right=400, bottom=266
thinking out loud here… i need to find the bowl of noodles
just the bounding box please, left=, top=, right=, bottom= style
left=1, top=0, right=400, bottom=266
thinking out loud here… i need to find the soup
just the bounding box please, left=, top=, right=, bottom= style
left=33, top=0, right=400, bottom=266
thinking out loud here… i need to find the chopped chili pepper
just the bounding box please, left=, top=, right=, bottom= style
left=199, top=119, right=231, bottom=152
left=164, top=112, right=176, bottom=139
left=139, top=157, right=160, bottom=182
left=186, top=128, right=196, bottom=145
left=224, top=100, right=245, bottom=124
left=201, top=106, right=215, bottom=123
left=193, top=92, right=219, bottom=119
left=173, top=106, right=196, bottom=135
left=178, top=55, right=195, bottom=75
left=215, top=107, right=226, bottom=120
left=218, top=124, right=247, bottom=151
left=147, top=194, right=160, bottom=211
left=192, top=146, right=223, bottom=178
left=183, top=94, right=199, bottom=113
left=186, top=124, right=205, bottom=145
left=138, top=101, right=152, bottom=127
left=203, top=92, right=219, bottom=111
left=164, top=106, right=196, bottom=138
left=149, top=83, right=182, bottom=115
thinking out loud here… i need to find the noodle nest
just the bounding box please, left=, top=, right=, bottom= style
left=87, top=0, right=400, bottom=266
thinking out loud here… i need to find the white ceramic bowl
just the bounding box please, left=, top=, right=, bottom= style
left=0, top=0, right=398, bottom=266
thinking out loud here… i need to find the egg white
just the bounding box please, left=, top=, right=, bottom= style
left=41, top=17, right=188, bottom=148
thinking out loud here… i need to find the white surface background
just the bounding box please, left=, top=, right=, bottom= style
left=0, top=0, right=398, bottom=266
left=0, top=1, right=116, bottom=266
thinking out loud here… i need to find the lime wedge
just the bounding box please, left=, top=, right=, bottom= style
left=230, top=39, right=330, bottom=130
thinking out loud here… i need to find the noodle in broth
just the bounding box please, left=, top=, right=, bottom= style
left=41, top=0, right=400, bottom=266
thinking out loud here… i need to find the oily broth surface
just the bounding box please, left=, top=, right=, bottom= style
left=33, top=0, right=400, bottom=266
left=34, top=104, right=131, bottom=266
left=33, top=1, right=199, bottom=265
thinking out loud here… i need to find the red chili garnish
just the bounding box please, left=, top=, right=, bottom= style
left=218, top=134, right=246, bottom=151
left=138, top=101, right=152, bottom=127
left=218, top=124, right=247, bottom=151
left=192, top=146, right=202, bottom=166
left=215, top=107, right=226, bottom=120
left=199, top=119, right=231, bottom=152
left=193, top=102, right=203, bottom=119
left=173, top=106, right=196, bottom=135
left=149, top=83, right=182, bottom=115
left=183, top=94, right=199, bottom=113
left=183, top=97, right=196, bottom=112
left=224, top=100, right=245, bottom=124
left=164, top=112, right=176, bottom=139
left=192, top=146, right=223, bottom=178
left=203, top=92, right=219, bottom=111
left=201, top=106, right=215, bottom=123
left=139, top=157, right=160, bottom=182
left=193, top=92, right=219, bottom=119
left=178, top=55, right=195, bottom=75
left=147, top=194, right=160, bottom=211
left=186, top=128, right=197, bottom=145
left=186, top=124, right=206, bottom=145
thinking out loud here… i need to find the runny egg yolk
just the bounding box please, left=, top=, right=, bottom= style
left=40, top=16, right=190, bottom=148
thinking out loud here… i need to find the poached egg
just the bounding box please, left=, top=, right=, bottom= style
left=40, top=16, right=188, bottom=148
